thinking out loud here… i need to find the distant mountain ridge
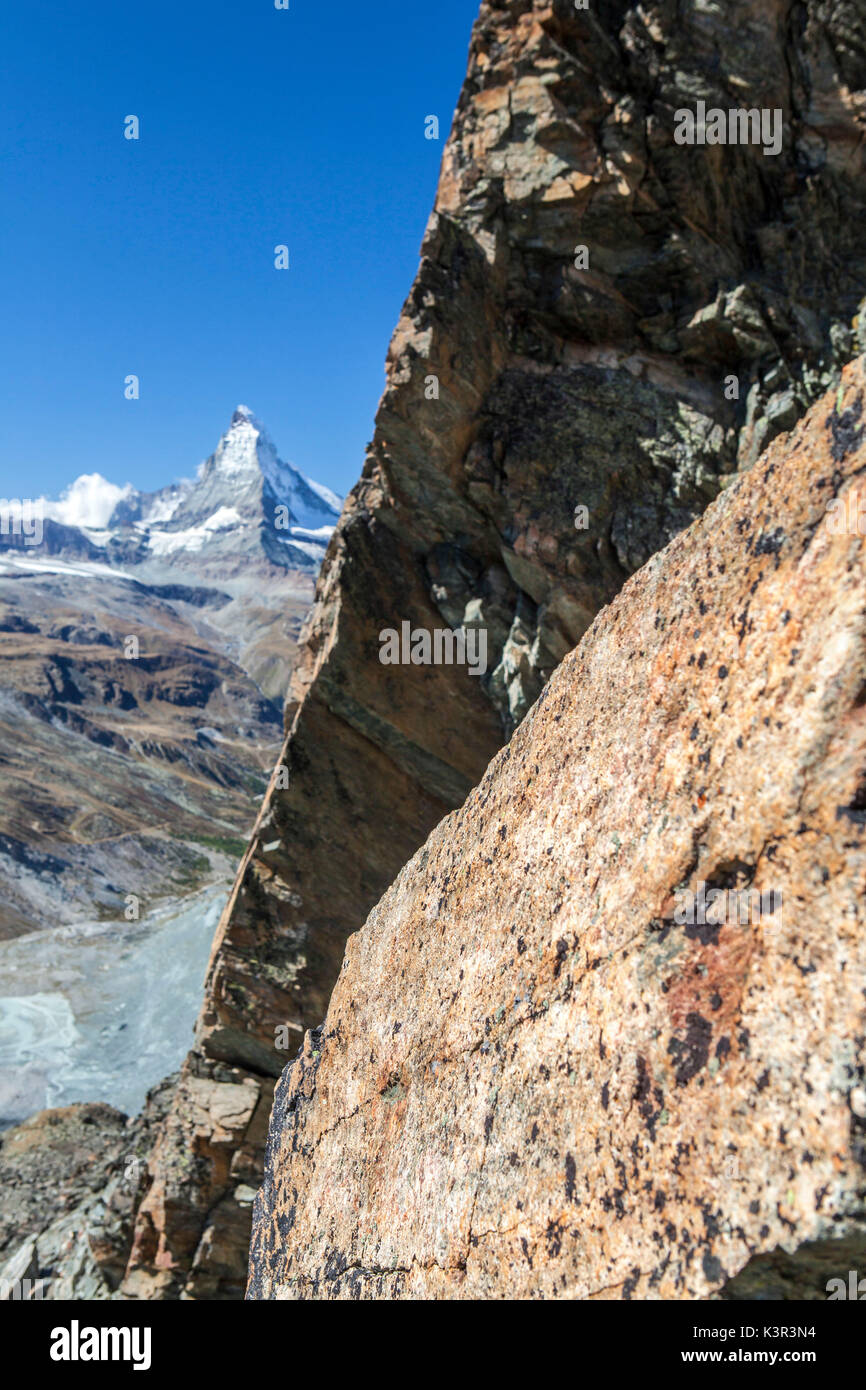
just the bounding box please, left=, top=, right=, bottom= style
left=0, top=409, right=342, bottom=945
left=3, top=406, right=342, bottom=579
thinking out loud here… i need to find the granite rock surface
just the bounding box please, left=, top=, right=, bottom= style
left=248, top=360, right=866, bottom=1300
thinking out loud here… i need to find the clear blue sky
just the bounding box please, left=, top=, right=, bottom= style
left=0, top=0, right=479, bottom=501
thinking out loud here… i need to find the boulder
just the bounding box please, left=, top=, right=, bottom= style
left=248, top=360, right=866, bottom=1299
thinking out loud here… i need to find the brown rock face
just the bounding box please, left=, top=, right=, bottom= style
left=122, top=1065, right=272, bottom=1300
left=210, top=0, right=866, bottom=1054
left=124, top=0, right=866, bottom=1295
left=248, top=361, right=866, bottom=1300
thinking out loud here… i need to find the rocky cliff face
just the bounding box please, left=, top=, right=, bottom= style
left=14, top=0, right=865, bottom=1298
left=248, top=359, right=866, bottom=1300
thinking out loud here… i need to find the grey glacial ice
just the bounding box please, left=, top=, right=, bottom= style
left=0, top=882, right=228, bottom=1128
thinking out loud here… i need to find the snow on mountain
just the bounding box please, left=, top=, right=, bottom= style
left=6, top=410, right=342, bottom=577
left=173, top=406, right=341, bottom=537
left=228, top=404, right=342, bottom=521
left=147, top=506, right=245, bottom=556
left=140, top=487, right=187, bottom=526
left=135, top=407, right=343, bottom=573
left=301, top=476, right=342, bottom=516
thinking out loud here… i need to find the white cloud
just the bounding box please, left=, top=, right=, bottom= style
left=42, top=474, right=134, bottom=530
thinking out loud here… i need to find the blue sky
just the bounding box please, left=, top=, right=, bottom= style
left=0, top=0, right=479, bottom=502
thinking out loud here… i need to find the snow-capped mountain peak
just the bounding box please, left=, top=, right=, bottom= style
left=3, top=409, right=342, bottom=579
left=206, top=405, right=279, bottom=482
left=206, top=405, right=342, bottom=518
left=182, top=406, right=342, bottom=542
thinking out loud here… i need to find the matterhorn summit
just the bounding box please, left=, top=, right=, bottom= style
left=0, top=407, right=342, bottom=580
left=144, top=406, right=342, bottom=572
left=0, top=408, right=343, bottom=697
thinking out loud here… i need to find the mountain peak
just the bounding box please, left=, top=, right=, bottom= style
left=4, top=409, right=342, bottom=575
left=184, top=409, right=342, bottom=557
left=209, top=407, right=277, bottom=481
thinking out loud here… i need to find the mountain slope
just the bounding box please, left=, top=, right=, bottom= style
left=15, top=406, right=342, bottom=579
left=0, top=409, right=341, bottom=934
left=127, top=406, right=341, bottom=575
left=0, top=565, right=279, bottom=938
left=3, top=0, right=865, bottom=1301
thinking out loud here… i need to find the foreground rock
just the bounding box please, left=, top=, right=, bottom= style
left=248, top=361, right=866, bottom=1300
left=0, top=1082, right=174, bottom=1299
left=202, top=0, right=866, bottom=1074
left=121, top=1062, right=273, bottom=1300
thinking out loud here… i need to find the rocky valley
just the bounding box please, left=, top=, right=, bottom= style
left=0, top=406, right=340, bottom=940
left=0, top=411, right=339, bottom=1129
